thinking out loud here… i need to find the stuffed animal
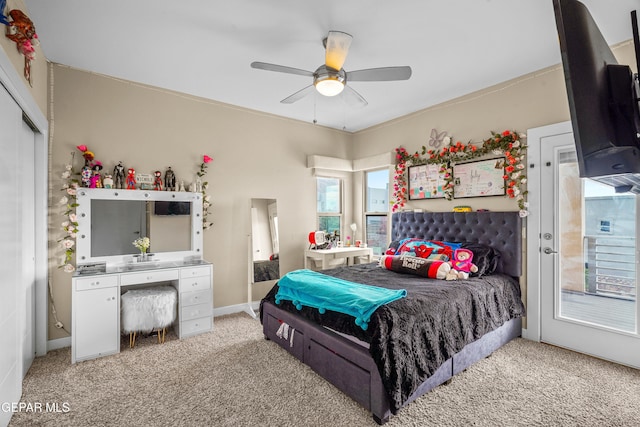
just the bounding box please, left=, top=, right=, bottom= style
left=447, top=248, right=478, bottom=280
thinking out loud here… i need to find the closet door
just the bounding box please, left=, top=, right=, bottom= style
left=0, top=82, right=23, bottom=426
left=20, top=118, right=36, bottom=376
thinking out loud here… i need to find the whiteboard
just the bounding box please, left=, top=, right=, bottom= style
left=453, top=158, right=505, bottom=198
left=408, top=164, right=446, bottom=199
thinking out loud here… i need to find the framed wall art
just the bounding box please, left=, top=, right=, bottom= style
left=408, top=164, right=446, bottom=200
left=453, top=158, right=505, bottom=198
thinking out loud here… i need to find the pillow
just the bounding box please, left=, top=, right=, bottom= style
left=394, top=238, right=456, bottom=259
left=380, top=254, right=451, bottom=279
left=458, top=242, right=501, bottom=276
left=385, top=240, right=401, bottom=255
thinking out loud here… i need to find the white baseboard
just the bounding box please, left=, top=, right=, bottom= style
left=47, top=336, right=71, bottom=351
left=45, top=303, right=262, bottom=353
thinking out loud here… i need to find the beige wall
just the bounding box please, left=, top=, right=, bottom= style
left=0, top=0, right=48, bottom=116
left=47, top=40, right=637, bottom=341
left=48, top=65, right=353, bottom=339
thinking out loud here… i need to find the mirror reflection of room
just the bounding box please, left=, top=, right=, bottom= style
left=251, top=198, right=280, bottom=283
left=90, top=199, right=191, bottom=258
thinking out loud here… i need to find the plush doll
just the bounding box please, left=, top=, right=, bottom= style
left=447, top=248, right=478, bottom=280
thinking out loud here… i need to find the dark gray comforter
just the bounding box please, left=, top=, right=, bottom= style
left=261, top=262, right=525, bottom=413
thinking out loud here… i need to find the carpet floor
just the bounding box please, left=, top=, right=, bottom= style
left=9, top=313, right=640, bottom=426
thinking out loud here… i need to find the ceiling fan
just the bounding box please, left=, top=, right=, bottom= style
left=251, top=31, right=412, bottom=107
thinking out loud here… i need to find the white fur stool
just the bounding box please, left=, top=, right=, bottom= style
left=121, top=286, right=178, bottom=348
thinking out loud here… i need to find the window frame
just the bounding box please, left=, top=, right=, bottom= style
left=364, top=168, right=390, bottom=255
left=316, top=176, right=343, bottom=239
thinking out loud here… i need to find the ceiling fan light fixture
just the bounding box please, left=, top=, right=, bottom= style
left=315, top=77, right=345, bottom=96
left=314, top=66, right=346, bottom=97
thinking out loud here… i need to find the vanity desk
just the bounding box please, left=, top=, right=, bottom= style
left=72, top=260, right=213, bottom=363
left=71, top=188, right=210, bottom=363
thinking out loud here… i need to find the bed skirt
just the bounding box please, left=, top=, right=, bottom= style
left=262, top=300, right=522, bottom=424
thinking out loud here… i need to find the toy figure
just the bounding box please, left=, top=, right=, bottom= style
left=81, top=166, right=92, bottom=187
left=126, top=168, right=137, bottom=190
left=103, top=174, right=114, bottom=189
left=446, top=248, right=478, bottom=280
left=164, top=167, right=176, bottom=191
left=113, top=161, right=125, bottom=189
left=178, top=180, right=185, bottom=192
left=153, top=170, right=163, bottom=191
left=90, top=162, right=103, bottom=188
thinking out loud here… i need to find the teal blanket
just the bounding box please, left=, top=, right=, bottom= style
left=275, top=269, right=407, bottom=330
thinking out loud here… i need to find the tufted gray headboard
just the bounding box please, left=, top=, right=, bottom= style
left=391, top=211, right=522, bottom=277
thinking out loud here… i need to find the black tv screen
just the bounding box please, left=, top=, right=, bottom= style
left=553, top=0, right=640, bottom=187
left=154, top=201, right=191, bottom=216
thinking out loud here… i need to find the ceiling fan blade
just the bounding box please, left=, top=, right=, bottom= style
left=281, top=85, right=315, bottom=104
left=251, top=62, right=314, bottom=77
left=347, top=66, right=412, bottom=82
left=325, top=31, right=352, bottom=71
left=343, top=85, right=368, bottom=108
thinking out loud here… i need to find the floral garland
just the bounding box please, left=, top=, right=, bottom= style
left=196, top=154, right=214, bottom=230
left=393, top=130, right=528, bottom=217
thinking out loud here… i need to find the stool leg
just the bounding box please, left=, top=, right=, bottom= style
left=130, top=331, right=137, bottom=348
left=157, top=329, right=161, bottom=344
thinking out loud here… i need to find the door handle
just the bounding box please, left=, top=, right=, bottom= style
left=543, top=247, right=557, bottom=254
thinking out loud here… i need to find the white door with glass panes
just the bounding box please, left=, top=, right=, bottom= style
left=530, top=122, right=640, bottom=368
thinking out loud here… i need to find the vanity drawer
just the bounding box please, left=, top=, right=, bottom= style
left=180, top=265, right=211, bottom=279
left=181, top=302, right=212, bottom=321
left=181, top=289, right=212, bottom=307
left=181, top=316, right=212, bottom=336
left=179, top=276, right=211, bottom=293
left=74, top=275, right=119, bottom=291
left=120, top=269, right=179, bottom=286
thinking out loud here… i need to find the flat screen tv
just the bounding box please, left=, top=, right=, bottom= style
left=154, top=201, right=191, bottom=216
left=553, top=0, right=640, bottom=192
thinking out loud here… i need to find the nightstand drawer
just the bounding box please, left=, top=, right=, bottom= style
left=179, top=276, right=211, bottom=293
left=120, top=269, right=179, bottom=286
left=181, top=289, right=212, bottom=307
left=181, top=302, right=212, bottom=321
left=75, top=275, right=119, bottom=291
left=180, top=265, right=211, bottom=279
left=181, top=316, right=212, bottom=336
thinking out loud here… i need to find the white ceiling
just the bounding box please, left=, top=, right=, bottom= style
left=22, top=0, right=640, bottom=132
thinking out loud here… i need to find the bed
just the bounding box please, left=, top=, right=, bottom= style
left=260, top=211, right=525, bottom=424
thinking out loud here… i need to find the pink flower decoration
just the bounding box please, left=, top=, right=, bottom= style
left=77, top=145, right=87, bottom=152
left=203, top=155, right=213, bottom=164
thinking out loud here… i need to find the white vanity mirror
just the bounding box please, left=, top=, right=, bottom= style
left=75, top=188, right=203, bottom=266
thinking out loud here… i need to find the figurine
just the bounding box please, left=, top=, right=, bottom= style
left=164, top=167, right=176, bottom=191
left=103, top=174, right=114, bottom=189
left=153, top=170, right=163, bottom=191
left=81, top=166, right=91, bottom=187
left=126, top=168, right=137, bottom=190
left=113, top=161, right=125, bottom=189
left=89, top=163, right=103, bottom=188
left=178, top=180, right=185, bottom=192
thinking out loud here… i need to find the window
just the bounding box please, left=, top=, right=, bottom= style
left=365, top=169, right=389, bottom=255
left=317, top=177, right=342, bottom=238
